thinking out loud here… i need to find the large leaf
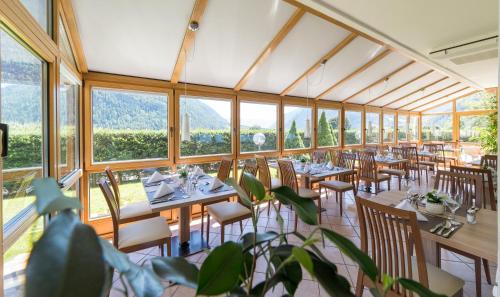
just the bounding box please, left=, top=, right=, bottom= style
left=151, top=257, right=199, bottom=289
left=271, top=186, right=318, bottom=225
left=310, top=257, right=353, bottom=297
left=270, top=245, right=302, bottom=295
left=33, top=178, right=81, bottom=215
left=226, top=178, right=252, bottom=207
left=292, top=247, right=314, bottom=276
left=321, top=228, right=378, bottom=282
left=25, top=210, right=106, bottom=297
left=240, top=231, right=279, bottom=252
left=99, top=238, right=131, bottom=272
left=197, top=242, right=243, bottom=295
left=398, top=279, right=447, bottom=297
left=124, top=264, right=164, bottom=297
left=242, top=172, right=266, bottom=201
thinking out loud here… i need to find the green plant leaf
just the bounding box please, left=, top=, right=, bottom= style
left=25, top=210, right=107, bottom=297
left=292, top=247, right=314, bottom=276
left=240, top=251, right=254, bottom=283
left=197, top=242, right=243, bottom=295
left=311, top=257, right=353, bottom=297
left=271, top=186, right=318, bottom=225
left=33, top=178, right=81, bottom=215
left=99, top=238, right=131, bottom=272
left=397, top=279, right=447, bottom=297
left=382, top=274, right=395, bottom=294
left=151, top=257, right=199, bottom=289
left=242, top=172, right=266, bottom=201
left=226, top=178, right=252, bottom=207
left=271, top=245, right=303, bottom=295
left=124, top=264, right=164, bottom=297
left=320, top=228, right=378, bottom=282
left=240, top=231, right=279, bottom=251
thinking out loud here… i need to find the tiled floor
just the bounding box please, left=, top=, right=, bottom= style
left=110, top=178, right=496, bottom=297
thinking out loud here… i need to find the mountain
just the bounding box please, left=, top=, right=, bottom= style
left=284, top=108, right=311, bottom=130
left=180, top=99, right=228, bottom=130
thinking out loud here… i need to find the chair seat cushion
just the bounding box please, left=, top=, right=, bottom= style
left=319, top=180, right=354, bottom=191
left=118, top=217, right=171, bottom=249
left=120, top=200, right=152, bottom=220
left=207, top=202, right=251, bottom=223
left=379, top=169, right=405, bottom=176
left=298, top=188, right=320, bottom=199
left=411, top=257, right=464, bottom=296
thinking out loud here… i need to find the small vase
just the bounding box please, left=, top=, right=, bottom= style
left=426, top=201, right=444, bottom=215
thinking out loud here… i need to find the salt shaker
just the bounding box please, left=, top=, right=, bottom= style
left=466, top=199, right=478, bottom=224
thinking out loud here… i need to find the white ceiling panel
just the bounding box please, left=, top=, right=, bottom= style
left=368, top=71, right=447, bottom=106
left=328, top=52, right=411, bottom=102
left=386, top=77, right=457, bottom=109
left=184, top=0, right=295, bottom=88
left=413, top=88, right=474, bottom=112
left=243, top=13, right=350, bottom=94
left=402, top=84, right=469, bottom=110
left=72, top=0, right=195, bottom=80
left=289, top=37, right=384, bottom=99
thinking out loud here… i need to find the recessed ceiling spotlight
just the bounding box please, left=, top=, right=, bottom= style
left=188, top=21, right=199, bottom=32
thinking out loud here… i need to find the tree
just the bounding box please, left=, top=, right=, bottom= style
left=317, top=111, right=335, bottom=147
left=473, top=92, right=497, bottom=153
left=285, top=120, right=304, bottom=149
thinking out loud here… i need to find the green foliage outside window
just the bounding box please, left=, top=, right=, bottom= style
left=285, top=120, right=305, bottom=149
left=317, top=111, right=335, bottom=147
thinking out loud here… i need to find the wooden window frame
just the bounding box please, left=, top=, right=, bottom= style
left=397, top=112, right=409, bottom=143
left=282, top=97, right=315, bottom=155
left=364, top=106, right=382, bottom=145
left=382, top=110, right=396, bottom=144
left=315, top=100, right=342, bottom=149
left=342, top=103, right=364, bottom=148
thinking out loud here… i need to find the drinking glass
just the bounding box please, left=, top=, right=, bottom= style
left=445, top=192, right=463, bottom=224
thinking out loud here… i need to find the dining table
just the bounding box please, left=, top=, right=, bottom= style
left=141, top=174, right=237, bottom=256
left=374, top=191, right=497, bottom=265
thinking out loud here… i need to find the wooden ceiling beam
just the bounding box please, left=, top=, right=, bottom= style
left=381, top=77, right=449, bottom=108
left=397, top=82, right=461, bottom=110
left=419, top=91, right=478, bottom=113
left=362, top=69, right=433, bottom=105
left=60, top=0, right=88, bottom=72
left=170, top=0, right=209, bottom=84
left=341, top=60, right=415, bottom=103
left=233, top=8, right=305, bottom=91
left=280, top=32, right=357, bottom=96
left=315, top=48, right=391, bottom=100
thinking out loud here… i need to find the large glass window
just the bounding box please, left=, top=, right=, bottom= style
left=459, top=115, right=490, bottom=142
left=365, top=112, right=380, bottom=144
left=344, top=110, right=362, bottom=146
left=59, top=18, right=77, bottom=69
left=422, top=114, right=453, bottom=141
left=456, top=91, right=496, bottom=111
left=383, top=113, right=395, bottom=143
left=92, top=88, right=169, bottom=162
left=398, top=115, right=408, bottom=141
left=284, top=105, right=312, bottom=150
left=180, top=96, right=232, bottom=157
left=409, top=116, right=419, bottom=141
left=317, top=108, right=340, bottom=147
left=424, top=103, right=452, bottom=114
left=1, top=29, right=46, bottom=226
left=20, top=0, right=50, bottom=33
left=239, top=101, right=277, bottom=153
left=58, top=67, right=79, bottom=177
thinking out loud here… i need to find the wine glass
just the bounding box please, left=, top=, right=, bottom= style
left=445, top=192, right=463, bottom=225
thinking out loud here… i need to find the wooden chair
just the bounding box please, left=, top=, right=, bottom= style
left=328, top=149, right=341, bottom=167
left=480, top=154, right=497, bottom=170
left=379, top=147, right=406, bottom=190
left=450, top=165, right=496, bottom=210
left=402, top=146, right=427, bottom=185
left=105, top=167, right=158, bottom=224
left=206, top=164, right=256, bottom=245
left=201, top=158, right=234, bottom=239
left=424, top=143, right=447, bottom=170
left=255, top=155, right=281, bottom=215
left=355, top=196, right=464, bottom=297
left=357, top=151, right=390, bottom=194
left=434, top=170, right=489, bottom=297
left=312, top=149, right=328, bottom=163
left=98, top=178, right=171, bottom=256
left=278, top=160, right=321, bottom=229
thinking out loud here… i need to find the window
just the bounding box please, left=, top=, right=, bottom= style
left=59, top=18, right=77, bottom=69
left=365, top=112, right=380, bottom=144
left=409, top=116, right=419, bottom=141
left=344, top=110, right=362, bottom=145
left=456, top=91, right=496, bottom=111
left=58, top=66, right=79, bottom=177
left=180, top=95, right=232, bottom=157
left=20, top=0, right=50, bottom=33
left=398, top=115, right=408, bottom=141
left=317, top=108, right=340, bottom=147
left=422, top=114, right=453, bottom=141
left=1, top=29, right=46, bottom=226
left=92, top=88, right=169, bottom=163
left=383, top=113, right=395, bottom=143
left=459, top=115, right=490, bottom=142
left=424, top=103, right=452, bottom=114
left=284, top=105, right=312, bottom=150
left=239, top=101, right=277, bottom=153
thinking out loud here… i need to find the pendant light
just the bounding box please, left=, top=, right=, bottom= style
left=304, top=75, right=311, bottom=139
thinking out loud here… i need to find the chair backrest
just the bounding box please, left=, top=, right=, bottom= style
left=434, top=170, right=484, bottom=208
left=402, top=146, right=420, bottom=169
left=255, top=155, right=272, bottom=189
left=481, top=154, right=497, bottom=171
left=391, top=147, right=404, bottom=159
left=358, top=151, right=377, bottom=180
left=239, top=163, right=258, bottom=201
left=217, top=157, right=233, bottom=182
left=339, top=152, right=356, bottom=170
left=450, top=165, right=494, bottom=210
left=329, top=150, right=340, bottom=166
left=277, top=160, right=298, bottom=193
left=105, top=167, right=121, bottom=205
left=98, top=178, right=120, bottom=247
left=364, top=145, right=379, bottom=153
left=424, top=143, right=445, bottom=161
left=355, top=196, right=428, bottom=295
left=312, top=150, right=327, bottom=163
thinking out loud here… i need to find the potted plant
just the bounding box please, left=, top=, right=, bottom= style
left=178, top=168, right=188, bottom=186
left=299, top=156, right=308, bottom=169
left=425, top=190, right=446, bottom=215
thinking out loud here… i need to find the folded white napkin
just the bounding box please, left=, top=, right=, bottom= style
left=326, top=161, right=334, bottom=170
left=147, top=171, right=164, bottom=183
left=303, top=164, right=311, bottom=173
left=154, top=182, right=174, bottom=198
left=209, top=178, right=224, bottom=191
left=395, top=200, right=428, bottom=221
left=193, top=166, right=204, bottom=176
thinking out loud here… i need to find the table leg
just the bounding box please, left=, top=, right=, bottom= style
left=179, top=206, right=191, bottom=245
left=169, top=205, right=209, bottom=257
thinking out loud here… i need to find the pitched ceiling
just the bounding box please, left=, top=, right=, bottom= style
left=72, top=0, right=491, bottom=111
